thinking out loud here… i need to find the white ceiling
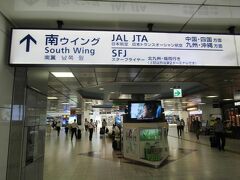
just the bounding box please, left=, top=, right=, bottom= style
left=1, top=0, right=240, bottom=33
left=42, top=66, right=240, bottom=112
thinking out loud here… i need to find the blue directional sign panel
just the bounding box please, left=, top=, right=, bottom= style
left=10, top=29, right=238, bottom=66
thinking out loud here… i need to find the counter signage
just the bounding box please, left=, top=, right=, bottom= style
left=10, top=29, right=238, bottom=66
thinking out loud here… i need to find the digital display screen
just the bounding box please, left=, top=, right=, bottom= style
left=68, top=115, right=77, bottom=124
left=127, top=101, right=164, bottom=123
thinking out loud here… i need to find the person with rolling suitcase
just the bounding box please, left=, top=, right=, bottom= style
left=100, top=127, right=105, bottom=135
left=214, top=118, right=226, bottom=151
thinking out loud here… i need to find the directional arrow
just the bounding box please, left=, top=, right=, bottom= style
left=173, top=89, right=182, bottom=97
left=20, top=34, right=37, bottom=52
left=175, top=90, right=181, bottom=96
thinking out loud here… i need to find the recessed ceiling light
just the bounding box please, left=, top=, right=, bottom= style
left=51, top=72, right=74, bottom=77
left=206, top=95, right=218, bottom=98
left=99, top=87, right=104, bottom=90
left=223, top=98, right=233, bottom=101
left=47, top=97, right=58, bottom=100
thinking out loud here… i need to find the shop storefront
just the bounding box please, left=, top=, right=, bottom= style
left=222, top=102, right=240, bottom=139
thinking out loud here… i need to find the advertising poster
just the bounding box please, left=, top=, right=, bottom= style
left=124, top=128, right=138, bottom=159
left=139, top=128, right=164, bottom=161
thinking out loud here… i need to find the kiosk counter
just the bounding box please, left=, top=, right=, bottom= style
left=123, top=122, right=169, bottom=168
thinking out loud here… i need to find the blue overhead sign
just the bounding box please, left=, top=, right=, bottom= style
left=9, top=29, right=239, bottom=66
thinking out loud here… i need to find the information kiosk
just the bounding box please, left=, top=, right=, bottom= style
left=123, top=101, right=169, bottom=168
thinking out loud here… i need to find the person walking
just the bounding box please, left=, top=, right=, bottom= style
left=102, top=119, right=107, bottom=132
left=65, top=123, right=69, bottom=135
left=176, top=118, right=182, bottom=137
left=88, top=119, right=95, bottom=141
left=214, top=118, right=225, bottom=151
left=180, top=119, right=185, bottom=132
left=193, top=117, right=201, bottom=140
left=56, top=120, right=61, bottom=136
left=70, top=119, right=78, bottom=141
left=84, top=118, right=89, bottom=131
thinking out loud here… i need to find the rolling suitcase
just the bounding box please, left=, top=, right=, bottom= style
left=100, top=127, right=105, bottom=135
left=77, top=129, right=81, bottom=139
left=209, top=136, right=217, bottom=148
left=112, top=138, right=121, bottom=150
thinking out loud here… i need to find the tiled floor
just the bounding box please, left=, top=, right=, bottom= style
left=44, top=126, right=240, bottom=180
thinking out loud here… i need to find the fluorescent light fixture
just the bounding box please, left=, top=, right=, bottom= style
left=182, top=101, right=189, bottom=104
left=223, top=98, right=233, bottom=101
left=110, top=92, right=115, bottom=93
left=51, top=72, right=74, bottom=77
left=206, top=95, right=218, bottom=98
left=164, top=100, right=172, bottom=103
left=198, top=103, right=206, bottom=105
left=61, top=103, right=69, bottom=104
left=119, top=94, right=131, bottom=99
left=99, top=87, right=104, bottom=90
left=47, top=97, right=58, bottom=100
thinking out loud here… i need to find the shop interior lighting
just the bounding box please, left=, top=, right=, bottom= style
left=187, top=107, right=197, bottom=111
left=51, top=72, right=74, bottom=77
left=198, top=103, right=206, bottom=105
left=206, top=95, right=218, bottom=98
left=223, top=98, right=233, bottom=101
left=47, top=97, right=58, bottom=100
left=99, top=87, right=104, bottom=90
left=61, top=103, right=69, bottom=104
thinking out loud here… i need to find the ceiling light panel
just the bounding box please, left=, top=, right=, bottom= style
left=206, top=95, right=218, bottom=98
left=47, top=97, right=58, bottom=100
left=51, top=72, right=74, bottom=77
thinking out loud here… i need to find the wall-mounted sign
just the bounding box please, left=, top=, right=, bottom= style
left=10, top=29, right=238, bottom=66
left=173, top=89, right=182, bottom=98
